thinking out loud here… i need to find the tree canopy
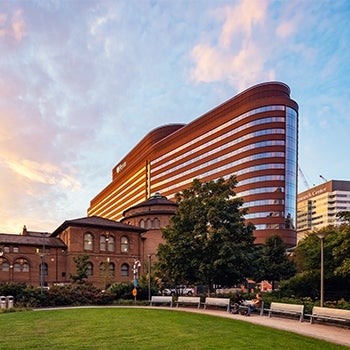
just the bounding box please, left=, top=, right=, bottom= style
left=155, top=176, right=257, bottom=292
left=253, top=234, right=296, bottom=289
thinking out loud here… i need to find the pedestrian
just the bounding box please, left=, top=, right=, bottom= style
left=246, top=293, right=263, bottom=316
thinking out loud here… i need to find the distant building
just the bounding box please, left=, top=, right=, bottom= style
left=297, top=180, right=350, bottom=241
left=88, top=82, right=299, bottom=247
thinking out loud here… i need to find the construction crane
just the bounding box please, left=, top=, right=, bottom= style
left=319, top=175, right=328, bottom=183
left=298, top=166, right=310, bottom=189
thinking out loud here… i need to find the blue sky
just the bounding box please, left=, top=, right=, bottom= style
left=0, top=0, right=349, bottom=233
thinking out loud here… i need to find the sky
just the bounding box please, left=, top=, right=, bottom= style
left=0, top=0, right=349, bottom=234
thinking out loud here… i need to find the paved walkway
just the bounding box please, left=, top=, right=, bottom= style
left=172, top=306, right=350, bottom=347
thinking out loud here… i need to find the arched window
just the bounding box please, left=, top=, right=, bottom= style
left=107, top=236, right=115, bottom=252
left=1, top=260, right=9, bottom=272
left=121, top=236, right=129, bottom=253
left=22, top=262, right=29, bottom=272
left=87, top=262, right=93, bottom=277
left=153, top=218, right=160, bottom=229
left=84, top=233, right=93, bottom=250
left=100, top=262, right=115, bottom=277
left=109, top=262, right=115, bottom=277
left=14, top=258, right=30, bottom=272
left=146, top=218, right=152, bottom=229
left=121, top=263, right=129, bottom=276
left=100, top=235, right=107, bottom=251
left=99, top=262, right=106, bottom=276
left=139, top=219, right=145, bottom=228
left=13, top=263, right=21, bottom=272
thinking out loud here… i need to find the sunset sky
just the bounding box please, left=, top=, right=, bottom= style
left=0, top=0, right=349, bottom=234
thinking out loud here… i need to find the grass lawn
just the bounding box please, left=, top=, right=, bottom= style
left=0, top=307, right=347, bottom=349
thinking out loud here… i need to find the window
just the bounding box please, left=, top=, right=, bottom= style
left=121, top=263, right=129, bottom=276
left=39, top=262, right=48, bottom=276
left=22, top=263, right=29, bottom=272
left=13, top=247, right=19, bottom=253
left=0, top=259, right=9, bottom=272
left=109, top=262, right=115, bottom=277
left=84, top=233, right=93, bottom=250
left=87, top=262, right=93, bottom=277
left=107, top=236, right=115, bottom=252
left=146, top=218, right=152, bottom=229
left=100, top=262, right=115, bottom=277
left=13, top=263, right=21, bottom=272
left=153, top=218, right=160, bottom=229
left=139, top=219, right=145, bottom=228
left=4, top=246, right=9, bottom=253
left=100, top=236, right=107, bottom=251
left=121, top=236, right=129, bottom=253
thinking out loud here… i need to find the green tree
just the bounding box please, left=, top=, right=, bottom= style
left=156, top=176, right=257, bottom=293
left=255, top=234, right=296, bottom=290
left=336, top=210, right=350, bottom=224
left=70, top=254, right=89, bottom=284
left=333, top=224, right=350, bottom=278
left=287, top=226, right=350, bottom=299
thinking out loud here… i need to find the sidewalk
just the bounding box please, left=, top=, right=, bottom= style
left=173, top=306, right=350, bottom=347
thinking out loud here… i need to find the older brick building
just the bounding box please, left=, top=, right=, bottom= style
left=0, top=194, right=175, bottom=289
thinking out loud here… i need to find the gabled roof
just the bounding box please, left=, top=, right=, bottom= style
left=51, top=216, right=146, bottom=237
left=0, top=233, right=66, bottom=248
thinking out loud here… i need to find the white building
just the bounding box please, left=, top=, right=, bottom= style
left=297, top=180, right=350, bottom=241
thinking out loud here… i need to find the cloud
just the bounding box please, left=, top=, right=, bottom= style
left=3, top=157, right=81, bottom=190
left=189, top=0, right=273, bottom=91
left=0, top=8, right=25, bottom=42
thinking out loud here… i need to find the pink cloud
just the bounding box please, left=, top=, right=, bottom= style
left=0, top=8, right=25, bottom=42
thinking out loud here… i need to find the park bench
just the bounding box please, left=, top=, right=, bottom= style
left=307, top=306, right=350, bottom=326
left=267, top=302, right=304, bottom=322
left=235, top=300, right=265, bottom=316
left=203, top=297, right=230, bottom=312
left=150, top=296, right=173, bottom=307
left=175, top=296, right=201, bottom=309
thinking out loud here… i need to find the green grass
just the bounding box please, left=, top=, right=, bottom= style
left=0, top=308, right=347, bottom=349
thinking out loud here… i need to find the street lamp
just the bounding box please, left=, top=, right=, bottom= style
left=316, top=232, right=328, bottom=307
left=148, top=254, right=155, bottom=302
left=36, top=233, right=48, bottom=293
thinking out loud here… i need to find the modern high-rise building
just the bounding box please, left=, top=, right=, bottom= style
left=297, top=180, right=350, bottom=240
left=88, top=82, right=299, bottom=246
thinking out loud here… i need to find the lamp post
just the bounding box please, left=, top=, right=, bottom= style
left=133, top=259, right=141, bottom=302
left=36, top=233, right=48, bottom=294
left=148, top=254, right=155, bottom=302
left=316, top=232, right=328, bottom=307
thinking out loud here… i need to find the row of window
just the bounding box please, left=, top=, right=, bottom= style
left=151, top=117, right=285, bottom=178
left=0, top=260, right=30, bottom=272
left=84, top=233, right=129, bottom=252
left=139, top=218, right=160, bottom=229
left=151, top=105, right=286, bottom=167
left=0, top=259, right=131, bottom=278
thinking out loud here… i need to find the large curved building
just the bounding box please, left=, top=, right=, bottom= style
left=88, top=82, right=298, bottom=246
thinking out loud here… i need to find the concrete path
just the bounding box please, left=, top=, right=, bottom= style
left=172, top=306, right=350, bottom=347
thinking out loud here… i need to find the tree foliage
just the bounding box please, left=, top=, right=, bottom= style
left=254, top=234, right=296, bottom=289
left=70, top=254, right=89, bottom=284
left=287, top=224, right=350, bottom=299
left=155, top=176, right=257, bottom=292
